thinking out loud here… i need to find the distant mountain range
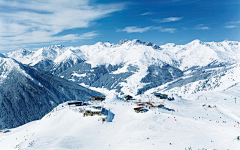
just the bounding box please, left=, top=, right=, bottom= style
left=5, top=39, right=240, bottom=94
left=1, top=39, right=239, bottom=129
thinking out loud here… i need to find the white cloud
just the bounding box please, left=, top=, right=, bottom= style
left=118, top=26, right=152, bottom=33
left=152, top=26, right=176, bottom=33
left=141, top=12, right=153, bottom=16
left=159, top=27, right=176, bottom=33
left=0, top=31, right=98, bottom=52
left=118, top=26, right=176, bottom=34
left=225, top=25, right=237, bottom=29
left=194, top=24, right=210, bottom=30
left=153, top=17, right=183, bottom=23
left=0, top=0, right=125, bottom=51
left=228, top=20, right=240, bottom=24
left=225, top=20, right=240, bottom=29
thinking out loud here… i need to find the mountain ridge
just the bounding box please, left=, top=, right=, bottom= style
left=4, top=39, right=240, bottom=96
left=5, top=39, right=240, bottom=68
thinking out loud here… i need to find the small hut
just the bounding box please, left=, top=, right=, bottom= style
left=137, top=102, right=144, bottom=106
left=160, top=94, right=168, bottom=99
left=90, top=96, right=105, bottom=102
left=154, top=93, right=161, bottom=97
left=133, top=107, right=148, bottom=113
left=68, top=101, right=83, bottom=106
left=124, top=95, right=133, bottom=100
left=158, top=104, right=164, bottom=108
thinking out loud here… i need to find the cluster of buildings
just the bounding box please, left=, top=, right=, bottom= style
left=123, top=93, right=175, bottom=113
left=154, top=93, right=175, bottom=101
left=68, top=96, right=107, bottom=121
left=68, top=92, right=175, bottom=118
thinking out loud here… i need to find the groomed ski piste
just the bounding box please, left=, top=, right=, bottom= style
left=1, top=84, right=240, bottom=150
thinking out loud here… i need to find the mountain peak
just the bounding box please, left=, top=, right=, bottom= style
left=18, top=48, right=33, bottom=55
left=93, top=42, right=113, bottom=48
left=161, top=43, right=176, bottom=48
left=43, top=45, right=65, bottom=50
left=118, top=39, right=162, bottom=50
left=5, top=48, right=33, bottom=58
left=118, top=39, right=129, bottom=45
left=188, top=39, right=204, bottom=45
left=132, top=39, right=144, bottom=44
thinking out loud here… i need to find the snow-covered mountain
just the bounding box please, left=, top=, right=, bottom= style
left=5, top=39, right=240, bottom=96
left=1, top=39, right=240, bottom=149
left=6, top=39, right=240, bottom=70
left=51, top=49, right=85, bottom=74
left=6, top=45, right=63, bottom=65
left=160, top=39, right=240, bottom=70
left=146, top=63, right=240, bottom=96
left=0, top=54, right=101, bottom=129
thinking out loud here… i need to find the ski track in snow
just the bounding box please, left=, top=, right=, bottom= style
left=216, top=105, right=240, bottom=123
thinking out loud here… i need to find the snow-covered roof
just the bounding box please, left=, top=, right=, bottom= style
left=85, top=108, right=102, bottom=113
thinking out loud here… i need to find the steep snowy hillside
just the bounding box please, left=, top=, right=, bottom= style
left=0, top=55, right=101, bottom=129
left=146, top=63, right=240, bottom=96
left=51, top=49, right=85, bottom=74
left=1, top=90, right=240, bottom=150
left=5, top=39, right=240, bottom=96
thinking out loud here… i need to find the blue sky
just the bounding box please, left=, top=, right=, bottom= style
left=0, top=0, right=239, bottom=52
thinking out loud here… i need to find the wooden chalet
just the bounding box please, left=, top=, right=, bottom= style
left=134, top=107, right=144, bottom=113
left=134, top=107, right=148, bottom=113
left=158, top=104, right=164, bottom=108
left=68, top=101, right=83, bottom=106
left=124, top=95, right=133, bottom=100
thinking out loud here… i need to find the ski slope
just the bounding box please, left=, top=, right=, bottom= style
left=1, top=90, right=240, bottom=150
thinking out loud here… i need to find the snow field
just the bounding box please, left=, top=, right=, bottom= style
left=1, top=90, right=240, bottom=150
